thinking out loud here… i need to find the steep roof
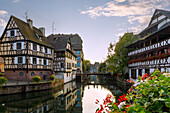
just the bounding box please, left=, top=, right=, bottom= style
left=51, top=34, right=83, bottom=50
left=157, top=9, right=170, bottom=18
left=127, top=9, right=170, bottom=47
left=148, top=9, right=170, bottom=26
left=47, top=34, right=69, bottom=51
left=11, top=15, right=52, bottom=48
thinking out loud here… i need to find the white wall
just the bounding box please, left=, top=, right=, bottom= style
left=64, top=73, right=72, bottom=83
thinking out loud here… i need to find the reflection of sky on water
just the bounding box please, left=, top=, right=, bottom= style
left=82, top=85, right=114, bottom=113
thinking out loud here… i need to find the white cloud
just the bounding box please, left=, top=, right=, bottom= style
left=0, top=19, right=7, bottom=28
left=115, top=0, right=126, bottom=3
left=81, top=0, right=170, bottom=33
left=0, top=10, right=8, bottom=16
left=12, top=0, right=21, bottom=3
left=115, top=32, right=124, bottom=37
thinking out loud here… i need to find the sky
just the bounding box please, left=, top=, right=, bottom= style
left=0, top=0, right=170, bottom=64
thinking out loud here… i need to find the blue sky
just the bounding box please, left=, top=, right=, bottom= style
left=0, top=0, right=170, bottom=63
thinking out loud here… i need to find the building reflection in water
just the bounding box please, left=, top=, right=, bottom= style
left=0, top=80, right=82, bottom=113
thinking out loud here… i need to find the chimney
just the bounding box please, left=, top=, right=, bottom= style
left=27, top=19, right=33, bottom=29
left=39, top=27, right=45, bottom=36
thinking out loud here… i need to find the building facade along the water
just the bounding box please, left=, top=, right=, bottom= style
left=47, top=34, right=77, bottom=83
left=126, top=9, right=170, bottom=80
left=0, top=16, right=53, bottom=81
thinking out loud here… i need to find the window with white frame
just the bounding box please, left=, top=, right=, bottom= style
left=33, top=57, right=37, bottom=64
left=33, top=43, right=37, bottom=51
left=17, top=43, right=21, bottom=49
left=18, top=57, right=23, bottom=64
left=7, top=29, right=17, bottom=37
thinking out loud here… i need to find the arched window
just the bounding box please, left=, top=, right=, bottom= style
left=19, top=72, right=24, bottom=76
left=31, top=72, right=35, bottom=76
left=40, top=72, right=43, bottom=76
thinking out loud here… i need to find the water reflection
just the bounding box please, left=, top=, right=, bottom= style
left=0, top=75, right=127, bottom=113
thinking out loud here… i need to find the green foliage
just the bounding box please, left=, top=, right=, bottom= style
left=98, top=62, right=107, bottom=73
left=107, top=33, right=136, bottom=74
left=0, top=77, right=7, bottom=86
left=32, top=76, right=41, bottom=83
left=0, top=73, right=4, bottom=76
left=83, top=60, right=91, bottom=72
left=50, top=75, right=55, bottom=82
left=96, top=70, right=170, bottom=112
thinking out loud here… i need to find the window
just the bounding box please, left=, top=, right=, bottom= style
left=17, top=43, right=21, bottom=49
left=19, top=72, right=24, bottom=76
left=40, top=72, right=43, bottom=76
left=18, top=57, right=23, bottom=64
left=77, top=62, right=80, bottom=67
left=77, top=56, right=80, bottom=60
left=10, top=30, right=15, bottom=37
left=44, top=59, right=47, bottom=65
left=61, top=63, right=64, bottom=68
left=10, top=44, right=13, bottom=50
left=31, top=72, right=35, bottom=76
left=33, top=43, right=37, bottom=50
left=33, top=58, right=36, bottom=64
left=45, top=47, right=47, bottom=53
left=76, top=51, right=80, bottom=54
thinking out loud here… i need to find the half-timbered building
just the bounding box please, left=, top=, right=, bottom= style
left=127, top=9, right=170, bottom=80
left=50, top=34, right=84, bottom=74
left=0, top=16, right=53, bottom=81
left=47, top=34, right=77, bottom=83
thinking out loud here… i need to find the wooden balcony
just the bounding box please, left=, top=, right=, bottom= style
left=128, top=56, right=170, bottom=67
left=128, top=38, right=170, bottom=56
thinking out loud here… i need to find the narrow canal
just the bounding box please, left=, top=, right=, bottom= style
left=0, top=75, right=127, bottom=113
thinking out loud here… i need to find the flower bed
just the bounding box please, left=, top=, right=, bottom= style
left=95, top=70, right=170, bottom=113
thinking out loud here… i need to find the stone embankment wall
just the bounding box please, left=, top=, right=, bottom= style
left=0, top=79, right=64, bottom=95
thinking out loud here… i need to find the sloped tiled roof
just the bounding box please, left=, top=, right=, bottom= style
left=11, top=16, right=52, bottom=48
left=157, top=9, right=170, bottom=18
left=49, top=34, right=83, bottom=50
left=127, top=9, right=170, bottom=47
left=47, top=34, right=69, bottom=51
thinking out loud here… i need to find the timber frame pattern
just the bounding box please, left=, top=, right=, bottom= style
left=0, top=16, right=53, bottom=81
left=127, top=9, right=170, bottom=79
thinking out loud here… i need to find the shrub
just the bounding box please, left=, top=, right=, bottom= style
left=32, top=76, right=41, bottom=83
left=50, top=75, right=55, bottom=81
left=95, top=70, right=170, bottom=113
left=0, top=77, right=7, bottom=86
left=0, top=73, right=4, bottom=76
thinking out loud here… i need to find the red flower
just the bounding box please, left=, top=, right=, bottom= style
left=125, top=105, right=130, bottom=108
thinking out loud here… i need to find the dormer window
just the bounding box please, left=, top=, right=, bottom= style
left=35, top=33, right=42, bottom=41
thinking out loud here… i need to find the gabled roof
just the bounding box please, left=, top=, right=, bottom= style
left=148, top=9, right=170, bottom=26
left=51, top=34, right=83, bottom=50
left=3, top=15, right=52, bottom=48
left=47, top=34, right=70, bottom=51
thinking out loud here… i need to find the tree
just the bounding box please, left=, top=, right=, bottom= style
left=106, top=33, right=136, bottom=75
left=83, top=60, right=91, bottom=72
left=98, top=62, right=107, bottom=73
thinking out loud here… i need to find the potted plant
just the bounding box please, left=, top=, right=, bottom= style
left=0, top=77, right=7, bottom=86
left=32, top=76, right=41, bottom=84
left=50, top=74, right=56, bottom=82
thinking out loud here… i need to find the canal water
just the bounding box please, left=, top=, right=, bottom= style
left=0, top=75, right=127, bottom=113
